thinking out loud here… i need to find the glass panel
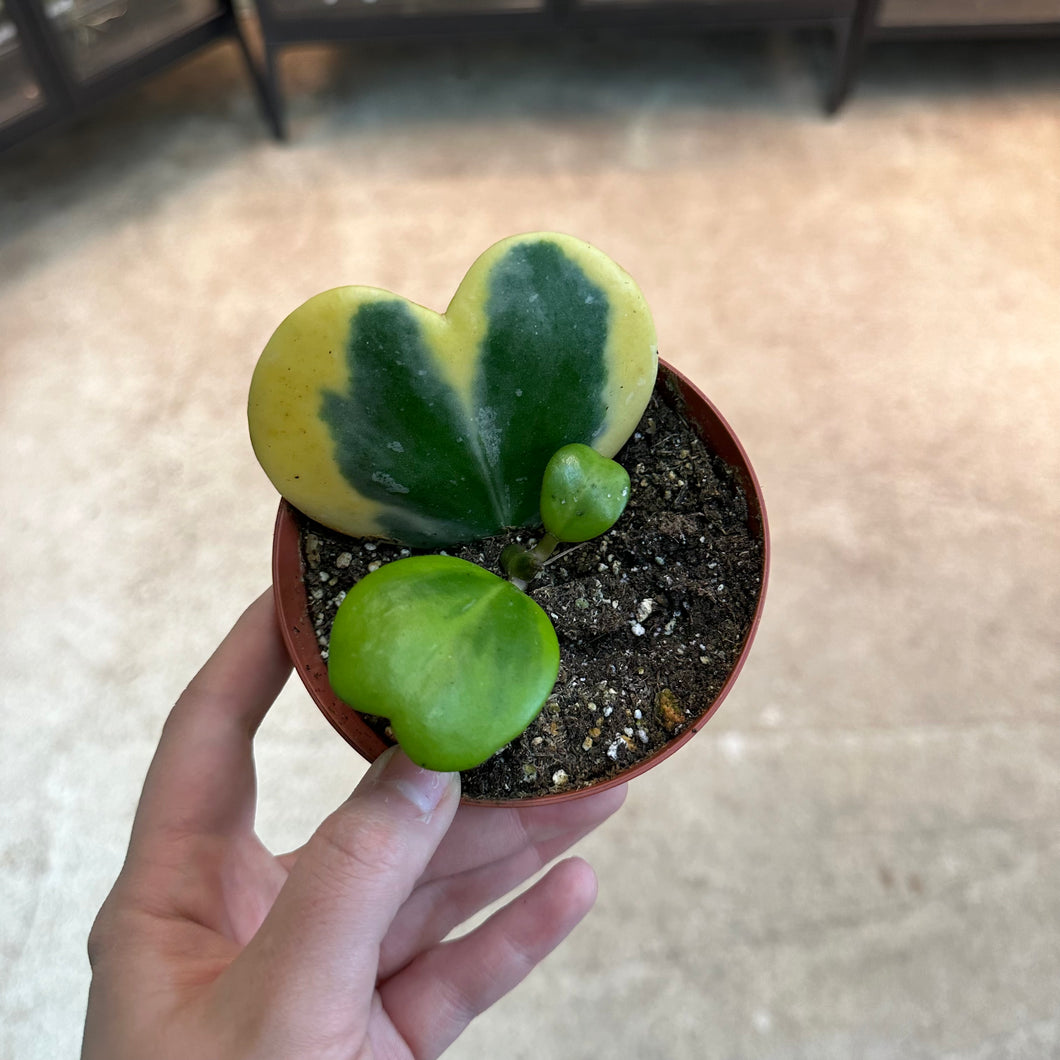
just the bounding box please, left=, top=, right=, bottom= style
left=0, top=2, right=45, bottom=127
left=43, top=0, right=224, bottom=82
left=880, top=0, right=1060, bottom=26
left=268, top=0, right=544, bottom=18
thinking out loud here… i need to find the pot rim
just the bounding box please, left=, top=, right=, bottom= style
left=272, top=358, right=769, bottom=806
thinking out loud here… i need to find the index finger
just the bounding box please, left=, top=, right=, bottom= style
left=127, top=589, right=291, bottom=856
left=421, top=784, right=628, bottom=884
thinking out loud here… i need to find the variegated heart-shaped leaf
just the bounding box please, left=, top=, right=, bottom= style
left=249, top=233, right=657, bottom=547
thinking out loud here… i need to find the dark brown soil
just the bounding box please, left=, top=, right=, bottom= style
left=299, top=378, right=764, bottom=801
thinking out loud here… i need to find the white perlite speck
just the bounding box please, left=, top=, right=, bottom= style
left=636, top=598, right=654, bottom=623
left=552, top=770, right=569, bottom=786
left=631, top=622, right=646, bottom=636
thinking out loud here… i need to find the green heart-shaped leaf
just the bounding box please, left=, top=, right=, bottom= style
left=327, top=555, right=560, bottom=772
left=540, top=443, right=632, bottom=542
left=249, top=233, right=657, bottom=547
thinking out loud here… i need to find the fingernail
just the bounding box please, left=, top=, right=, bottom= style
left=377, top=747, right=456, bottom=818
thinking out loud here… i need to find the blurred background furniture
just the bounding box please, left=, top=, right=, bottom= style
left=3, top=0, right=1059, bottom=149
left=252, top=0, right=858, bottom=135
left=0, top=0, right=280, bottom=150
left=830, top=0, right=1060, bottom=109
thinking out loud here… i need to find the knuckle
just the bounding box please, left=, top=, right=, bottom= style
left=435, top=968, right=483, bottom=1033
left=310, top=806, right=410, bottom=886
left=86, top=898, right=119, bottom=969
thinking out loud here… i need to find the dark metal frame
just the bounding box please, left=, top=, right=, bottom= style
left=0, top=0, right=281, bottom=151
left=252, top=0, right=858, bottom=136
left=830, top=0, right=1060, bottom=110
left=1, top=0, right=70, bottom=144
left=6, top=0, right=1056, bottom=150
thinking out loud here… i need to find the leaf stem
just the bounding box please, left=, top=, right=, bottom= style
left=502, top=532, right=560, bottom=591
left=530, top=532, right=560, bottom=565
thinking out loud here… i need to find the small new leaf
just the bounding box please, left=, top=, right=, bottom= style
left=540, top=444, right=632, bottom=543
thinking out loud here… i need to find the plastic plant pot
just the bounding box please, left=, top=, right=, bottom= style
left=272, top=359, right=769, bottom=807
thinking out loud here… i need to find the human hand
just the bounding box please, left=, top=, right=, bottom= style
left=82, top=589, right=626, bottom=1060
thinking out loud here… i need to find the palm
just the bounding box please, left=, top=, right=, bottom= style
left=181, top=830, right=288, bottom=950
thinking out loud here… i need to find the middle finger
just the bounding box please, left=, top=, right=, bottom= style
left=377, top=785, right=626, bottom=976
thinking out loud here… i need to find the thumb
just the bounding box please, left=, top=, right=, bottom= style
left=231, top=747, right=460, bottom=1021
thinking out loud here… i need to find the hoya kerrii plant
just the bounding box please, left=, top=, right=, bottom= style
left=248, top=232, right=658, bottom=772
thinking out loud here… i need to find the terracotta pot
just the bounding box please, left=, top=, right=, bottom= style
left=272, top=359, right=769, bottom=806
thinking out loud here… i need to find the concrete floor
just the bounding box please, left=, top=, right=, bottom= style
left=1, top=27, right=1059, bottom=1060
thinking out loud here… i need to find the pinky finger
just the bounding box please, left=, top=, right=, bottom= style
left=379, top=857, right=598, bottom=1060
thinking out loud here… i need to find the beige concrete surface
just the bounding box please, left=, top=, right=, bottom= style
left=1, top=28, right=1058, bottom=1060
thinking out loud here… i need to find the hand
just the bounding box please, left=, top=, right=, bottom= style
left=82, top=589, right=625, bottom=1060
